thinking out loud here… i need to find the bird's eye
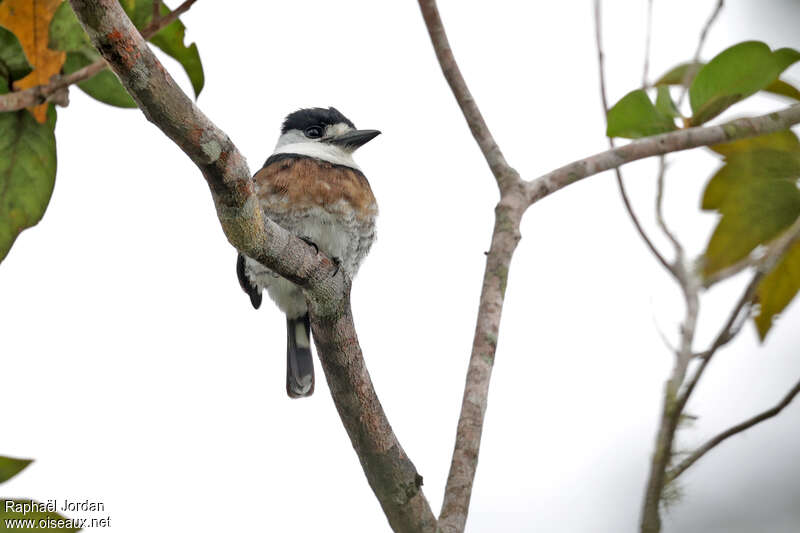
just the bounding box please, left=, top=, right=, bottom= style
left=304, top=126, right=323, bottom=139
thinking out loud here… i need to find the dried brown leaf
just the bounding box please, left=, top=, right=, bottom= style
left=0, top=0, right=66, bottom=122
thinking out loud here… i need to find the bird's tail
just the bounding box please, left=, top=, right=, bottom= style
left=286, top=314, right=314, bottom=398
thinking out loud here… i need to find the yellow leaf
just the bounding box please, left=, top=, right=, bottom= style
left=0, top=0, right=66, bottom=122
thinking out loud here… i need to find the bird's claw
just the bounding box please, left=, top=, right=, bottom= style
left=300, top=236, right=319, bottom=254
left=299, top=237, right=339, bottom=276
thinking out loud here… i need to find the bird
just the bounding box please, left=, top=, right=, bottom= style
left=236, top=107, right=380, bottom=398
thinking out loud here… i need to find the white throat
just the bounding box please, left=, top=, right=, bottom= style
left=273, top=141, right=359, bottom=170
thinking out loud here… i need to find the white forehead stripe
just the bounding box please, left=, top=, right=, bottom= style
left=327, top=123, right=351, bottom=137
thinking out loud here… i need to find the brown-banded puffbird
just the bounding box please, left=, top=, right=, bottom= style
left=236, top=107, right=380, bottom=398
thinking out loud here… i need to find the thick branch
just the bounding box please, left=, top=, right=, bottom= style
left=525, top=104, right=800, bottom=205
left=668, top=378, right=800, bottom=482
left=418, top=0, right=520, bottom=193
left=0, top=0, right=197, bottom=113
left=67, top=1, right=435, bottom=531
left=310, top=285, right=437, bottom=532
left=437, top=196, right=524, bottom=533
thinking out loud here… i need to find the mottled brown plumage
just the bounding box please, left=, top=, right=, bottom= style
left=253, top=156, right=377, bottom=220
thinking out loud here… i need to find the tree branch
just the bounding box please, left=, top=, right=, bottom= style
left=640, top=277, right=699, bottom=533
left=418, top=0, right=520, bottom=193
left=418, top=1, right=525, bottom=532
left=642, top=0, right=653, bottom=87
left=140, top=0, right=198, bottom=36
left=677, top=0, right=724, bottom=107
left=668, top=377, right=800, bottom=482
left=654, top=157, right=683, bottom=258
left=638, top=6, right=726, bottom=531
left=594, top=0, right=675, bottom=277
left=420, top=3, right=800, bottom=532
left=0, top=0, right=198, bottom=113
left=525, top=104, right=800, bottom=205
left=679, top=214, right=800, bottom=409
left=639, top=213, right=800, bottom=533
left=66, top=2, right=436, bottom=531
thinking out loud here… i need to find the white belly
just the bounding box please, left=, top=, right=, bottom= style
left=244, top=205, right=376, bottom=318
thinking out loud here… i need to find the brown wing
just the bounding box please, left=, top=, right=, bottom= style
left=253, top=156, right=377, bottom=220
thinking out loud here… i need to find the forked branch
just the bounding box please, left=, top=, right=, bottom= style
left=418, top=1, right=525, bottom=532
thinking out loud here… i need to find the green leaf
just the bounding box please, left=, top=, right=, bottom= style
left=122, top=0, right=204, bottom=98
left=701, top=147, right=800, bottom=275
left=702, top=148, right=800, bottom=210
left=48, top=0, right=90, bottom=52
left=606, top=89, right=677, bottom=139
left=0, top=25, right=33, bottom=83
left=656, top=61, right=800, bottom=102
left=689, top=41, right=800, bottom=125
left=0, top=500, right=80, bottom=531
left=755, top=239, right=800, bottom=340
left=655, top=86, right=680, bottom=119
left=64, top=49, right=136, bottom=108
left=703, top=182, right=800, bottom=275
left=0, top=105, right=57, bottom=263
left=710, top=129, right=800, bottom=157
left=0, top=456, right=32, bottom=484
left=765, top=78, right=800, bottom=101
left=654, top=61, right=703, bottom=87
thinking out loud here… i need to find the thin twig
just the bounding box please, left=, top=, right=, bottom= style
left=679, top=214, right=800, bottom=408
left=141, top=0, right=197, bottom=36
left=0, top=0, right=199, bottom=113
left=640, top=6, right=726, bottom=531
left=668, top=377, right=800, bottom=482
left=594, top=0, right=675, bottom=277
left=679, top=273, right=762, bottom=409
left=615, top=170, right=676, bottom=275
left=642, top=0, right=654, bottom=87
left=677, top=0, right=724, bottom=106
left=152, top=0, right=161, bottom=26
left=654, top=156, right=683, bottom=257
left=702, top=254, right=755, bottom=288
left=652, top=313, right=678, bottom=354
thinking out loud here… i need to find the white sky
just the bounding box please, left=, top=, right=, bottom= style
left=2, top=1, right=800, bottom=532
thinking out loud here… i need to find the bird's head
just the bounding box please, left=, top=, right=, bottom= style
left=273, top=107, right=380, bottom=168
